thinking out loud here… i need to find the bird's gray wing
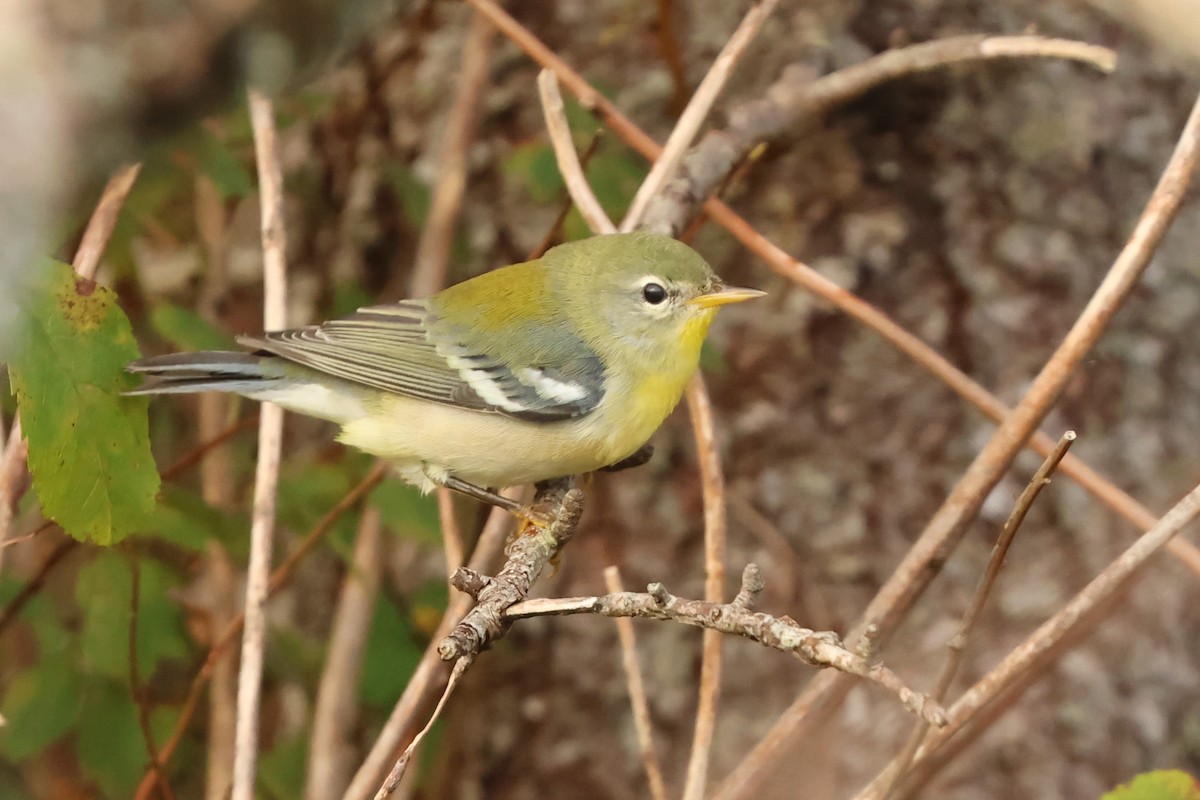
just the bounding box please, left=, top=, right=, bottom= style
left=238, top=300, right=605, bottom=421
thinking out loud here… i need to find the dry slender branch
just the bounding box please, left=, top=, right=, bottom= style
left=878, top=476, right=1200, bottom=798
left=231, top=89, right=289, bottom=800
left=436, top=488, right=465, bottom=574
left=506, top=564, right=946, bottom=726
left=127, top=554, right=176, bottom=800
left=194, top=168, right=239, bottom=800
left=134, top=462, right=387, bottom=800
left=682, top=375, right=728, bottom=800
left=374, top=654, right=475, bottom=799
left=307, top=506, right=384, bottom=800
left=604, top=566, right=669, bottom=800
left=877, top=432, right=1076, bottom=800
left=73, top=162, right=143, bottom=282
left=409, top=11, right=495, bottom=298
left=715, top=89, right=1200, bottom=800
left=653, top=0, right=690, bottom=114
left=438, top=482, right=585, bottom=660
left=621, top=0, right=779, bottom=232
left=537, top=70, right=616, bottom=234
left=344, top=498, right=514, bottom=800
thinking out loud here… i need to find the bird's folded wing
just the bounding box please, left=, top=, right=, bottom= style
left=237, top=300, right=605, bottom=421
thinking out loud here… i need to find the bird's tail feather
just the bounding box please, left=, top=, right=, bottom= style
left=125, top=351, right=281, bottom=396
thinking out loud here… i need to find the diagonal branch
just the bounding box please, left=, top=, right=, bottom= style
left=537, top=70, right=616, bottom=234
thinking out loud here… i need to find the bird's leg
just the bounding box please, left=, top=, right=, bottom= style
left=599, top=444, right=654, bottom=473
left=437, top=474, right=556, bottom=530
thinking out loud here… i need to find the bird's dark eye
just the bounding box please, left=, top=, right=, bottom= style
left=642, top=282, right=667, bottom=305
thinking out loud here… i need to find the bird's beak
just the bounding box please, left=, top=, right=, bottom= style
left=688, top=285, right=767, bottom=309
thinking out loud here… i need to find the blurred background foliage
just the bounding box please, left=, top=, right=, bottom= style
left=2, top=0, right=1200, bottom=798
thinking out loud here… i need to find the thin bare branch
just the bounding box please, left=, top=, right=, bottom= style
left=621, top=0, right=779, bottom=232
left=374, top=655, right=475, bottom=799
left=537, top=70, right=616, bottom=234
left=682, top=375, right=728, bottom=800
left=128, top=554, right=176, bottom=800
left=878, top=432, right=1075, bottom=800
left=409, top=12, right=495, bottom=298
left=505, top=565, right=946, bottom=726
left=73, top=162, right=143, bottom=281
left=604, top=566, right=669, bottom=800
left=231, top=88, right=289, bottom=800
left=881, top=475, right=1200, bottom=798
left=344, top=497, right=514, bottom=800
left=307, top=506, right=384, bottom=800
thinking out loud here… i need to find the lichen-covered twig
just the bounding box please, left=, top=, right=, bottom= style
left=438, top=481, right=586, bottom=660
left=506, top=564, right=947, bottom=727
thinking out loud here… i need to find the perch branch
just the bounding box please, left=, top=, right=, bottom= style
left=438, top=482, right=586, bottom=660
left=621, top=0, right=780, bottom=232
left=506, top=564, right=946, bottom=726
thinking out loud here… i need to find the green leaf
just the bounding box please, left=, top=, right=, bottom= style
left=0, top=658, right=81, bottom=760
left=196, top=130, right=254, bottom=199
left=7, top=260, right=160, bottom=544
left=77, top=681, right=178, bottom=798
left=1104, top=771, right=1200, bottom=800
left=258, top=733, right=308, bottom=800
left=143, top=484, right=248, bottom=554
left=149, top=304, right=234, bottom=351
left=359, top=595, right=423, bottom=709
left=75, top=551, right=189, bottom=680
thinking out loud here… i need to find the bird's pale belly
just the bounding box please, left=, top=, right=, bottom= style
left=337, top=391, right=654, bottom=490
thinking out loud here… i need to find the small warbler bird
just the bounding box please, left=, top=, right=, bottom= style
left=128, top=232, right=763, bottom=515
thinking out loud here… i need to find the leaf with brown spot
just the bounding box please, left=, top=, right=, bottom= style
left=7, top=259, right=159, bottom=544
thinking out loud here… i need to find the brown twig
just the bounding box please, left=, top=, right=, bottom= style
left=505, top=564, right=946, bottom=726
left=653, top=0, right=690, bottom=115
left=194, top=168, right=238, bottom=800
left=374, top=654, right=475, bottom=799
left=134, top=462, right=388, bottom=800
left=537, top=70, right=616, bottom=234
left=343, top=497, right=514, bottom=800
left=604, top=566, right=669, bottom=800
left=528, top=133, right=604, bottom=259
left=682, top=375, right=729, bottom=800
left=231, top=89, right=289, bottom=800
left=621, top=0, right=780, bottom=232
left=409, top=11, right=495, bottom=298
left=158, top=415, right=260, bottom=481
left=307, top=505, right=385, bottom=799
left=73, top=162, right=143, bottom=282
left=127, top=553, right=176, bottom=800
left=876, top=432, right=1076, bottom=800
left=883, top=475, right=1200, bottom=799
left=715, top=88, right=1200, bottom=800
